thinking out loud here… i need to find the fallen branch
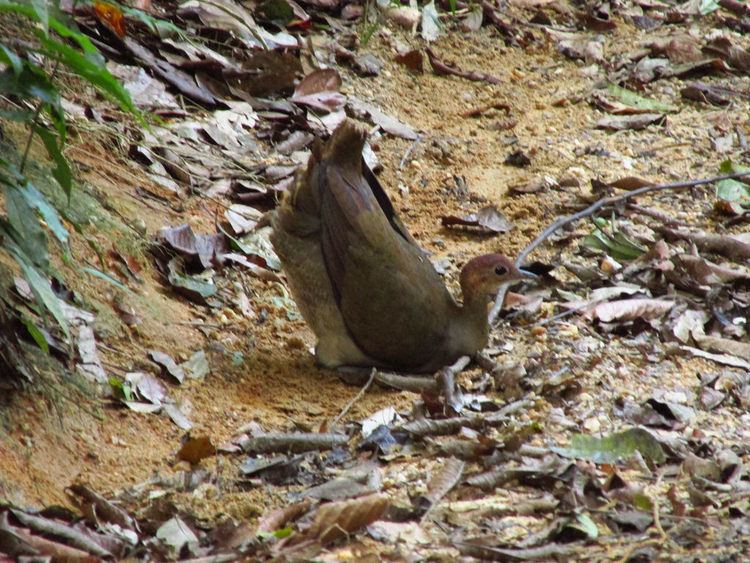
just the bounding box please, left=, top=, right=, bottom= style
left=625, top=203, right=690, bottom=227
left=425, top=48, right=501, bottom=85
left=460, top=101, right=511, bottom=118
left=489, top=170, right=750, bottom=323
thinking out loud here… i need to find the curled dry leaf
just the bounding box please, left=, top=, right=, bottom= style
left=67, top=484, right=137, bottom=532
left=177, top=435, right=216, bottom=464
left=347, top=96, right=418, bottom=140
left=608, top=176, right=654, bottom=190
left=596, top=113, right=666, bottom=131
left=674, top=254, right=750, bottom=285
left=382, top=6, right=420, bottom=29
left=156, top=224, right=228, bottom=271
left=681, top=82, right=734, bottom=106
left=441, top=205, right=514, bottom=234
left=394, top=49, right=424, bottom=74
left=419, top=457, right=465, bottom=512
left=256, top=498, right=314, bottom=534
left=658, top=227, right=750, bottom=261
left=295, top=493, right=388, bottom=546
left=148, top=350, right=186, bottom=383
left=291, top=68, right=345, bottom=112
left=593, top=298, right=674, bottom=323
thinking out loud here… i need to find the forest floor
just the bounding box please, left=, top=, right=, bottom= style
left=2, top=0, right=750, bottom=560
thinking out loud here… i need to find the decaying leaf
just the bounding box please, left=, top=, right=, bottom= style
left=553, top=428, right=666, bottom=464
left=592, top=298, right=674, bottom=323
left=292, top=493, right=388, bottom=546
left=291, top=68, right=345, bottom=112
left=149, top=350, right=186, bottom=383
left=595, top=113, right=666, bottom=131
left=441, top=206, right=514, bottom=234
left=177, top=435, right=216, bottom=464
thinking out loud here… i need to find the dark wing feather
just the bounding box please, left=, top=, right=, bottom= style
left=318, top=125, right=454, bottom=369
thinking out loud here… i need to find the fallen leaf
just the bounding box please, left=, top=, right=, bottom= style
left=441, top=206, right=514, bottom=234
left=293, top=493, right=388, bottom=545
left=291, top=68, right=346, bottom=112
left=149, top=350, right=186, bottom=383
left=595, top=113, right=666, bottom=131
left=593, top=299, right=674, bottom=322
left=553, top=428, right=666, bottom=464
left=177, top=435, right=216, bottom=464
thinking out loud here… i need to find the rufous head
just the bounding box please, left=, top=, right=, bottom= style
left=459, top=254, right=534, bottom=299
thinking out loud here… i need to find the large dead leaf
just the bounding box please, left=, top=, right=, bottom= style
left=291, top=69, right=346, bottom=112
left=294, top=493, right=388, bottom=545
left=593, top=299, right=674, bottom=322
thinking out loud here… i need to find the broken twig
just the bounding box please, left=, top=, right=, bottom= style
left=425, top=48, right=501, bottom=85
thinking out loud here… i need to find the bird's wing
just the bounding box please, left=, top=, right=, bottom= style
left=318, top=123, right=453, bottom=369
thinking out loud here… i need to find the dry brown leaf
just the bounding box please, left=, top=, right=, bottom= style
left=609, top=176, right=654, bottom=190
left=177, top=435, right=216, bottom=464
left=593, top=298, right=674, bottom=322
left=596, top=113, right=666, bottom=131
left=256, top=499, right=314, bottom=534
left=675, top=254, right=750, bottom=285
left=298, top=493, right=388, bottom=545
left=421, top=457, right=465, bottom=509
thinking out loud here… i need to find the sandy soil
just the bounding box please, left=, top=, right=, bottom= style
left=1, top=12, right=748, bottom=544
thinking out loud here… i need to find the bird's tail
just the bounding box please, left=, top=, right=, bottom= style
left=273, top=119, right=367, bottom=236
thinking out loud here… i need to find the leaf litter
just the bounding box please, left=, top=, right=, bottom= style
left=5, top=0, right=750, bottom=560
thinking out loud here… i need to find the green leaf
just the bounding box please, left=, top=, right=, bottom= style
left=257, top=527, right=293, bottom=539
left=34, top=34, right=140, bottom=119
left=259, top=0, right=295, bottom=25
left=33, top=127, right=72, bottom=197
left=716, top=179, right=750, bottom=207
left=0, top=108, right=35, bottom=122
left=121, top=6, right=188, bottom=38
left=0, top=44, right=22, bottom=74
left=22, top=317, right=49, bottom=354
left=553, top=428, right=666, bottom=465
left=4, top=186, right=49, bottom=269
left=31, top=0, right=49, bottom=36
left=109, top=376, right=135, bottom=401
left=716, top=160, right=750, bottom=208
left=719, top=159, right=750, bottom=174
left=562, top=513, right=598, bottom=540
left=606, top=84, right=677, bottom=113
left=0, top=1, right=100, bottom=58
left=15, top=256, right=69, bottom=340
left=699, top=0, right=719, bottom=15
left=19, top=181, right=69, bottom=244
left=582, top=217, right=645, bottom=261
left=82, top=266, right=129, bottom=291
left=0, top=61, right=60, bottom=108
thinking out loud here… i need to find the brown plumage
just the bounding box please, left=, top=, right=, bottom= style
left=271, top=119, right=530, bottom=373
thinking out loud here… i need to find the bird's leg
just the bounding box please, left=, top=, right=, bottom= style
left=435, top=356, right=471, bottom=416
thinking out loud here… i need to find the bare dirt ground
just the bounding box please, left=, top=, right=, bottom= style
left=2, top=2, right=750, bottom=560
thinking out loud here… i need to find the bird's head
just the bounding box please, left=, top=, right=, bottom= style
left=459, top=254, right=535, bottom=300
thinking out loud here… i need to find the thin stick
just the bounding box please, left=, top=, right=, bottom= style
left=330, top=368, right=376, bottom=428
left=425, top=48, right=501, bottom=85
left=489, top=171, right=750, bottom=323
left=625, top=203, right=690, bottom=227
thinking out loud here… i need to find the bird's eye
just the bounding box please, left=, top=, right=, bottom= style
left=494, top=265, right=507, bottom=276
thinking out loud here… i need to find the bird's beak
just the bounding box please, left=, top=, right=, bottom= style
left=517, top=267, right=538, bottom=280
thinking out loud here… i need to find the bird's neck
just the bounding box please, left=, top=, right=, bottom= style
left=451, top=287, right=492, bottom=355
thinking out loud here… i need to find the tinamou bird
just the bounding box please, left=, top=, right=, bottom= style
left=271, top=119, right=532, bottom=374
